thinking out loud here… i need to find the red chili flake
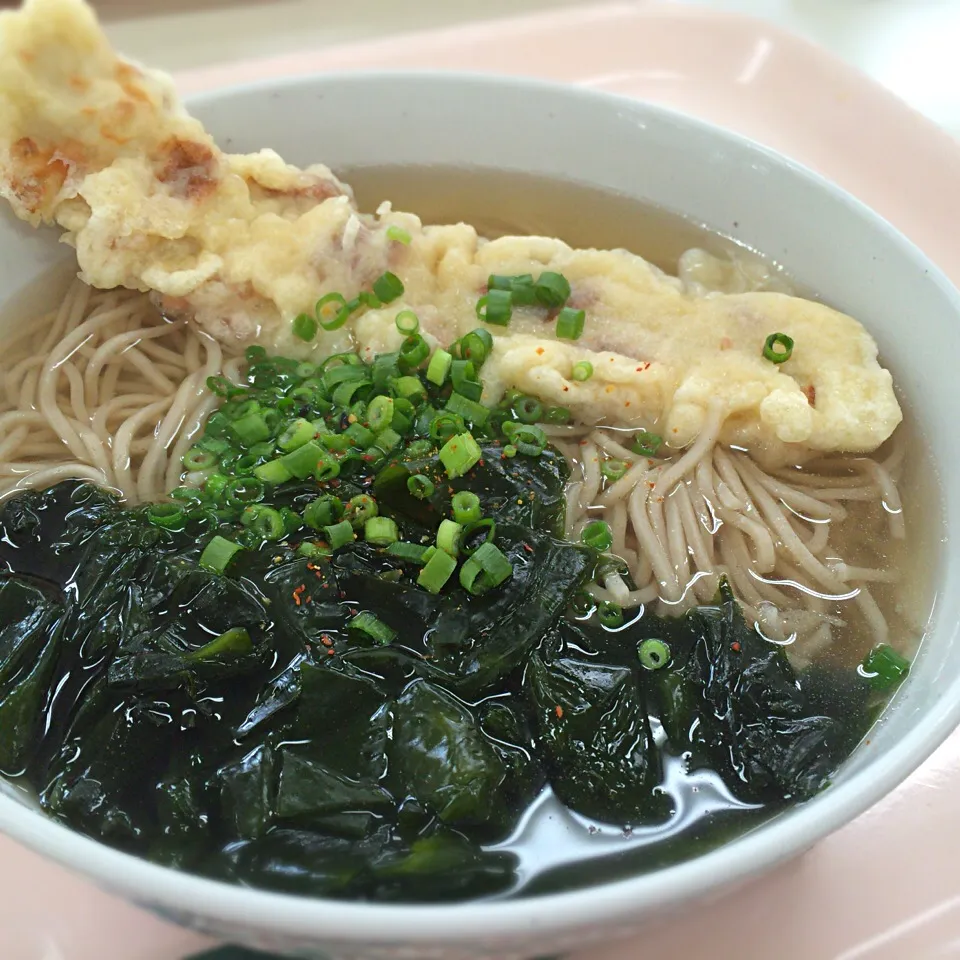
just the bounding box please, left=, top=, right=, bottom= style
left=327, top=648, right=335, bottom=656
left=562, top=385, right=569, bottom=392
left=522, top=543, right=534, bottom=554
left=536, top=347, right=545, bottom=356
left=805, top=384, right=816, bottom=407
left=624, top=401, right=631, bottom=407
left=306, top=562, right=319, bottom=571
left=731, top=641, right=741, bottom=652
left=320, top=635, right=333, bottom=647
left=555, top=705, right=564, bottom=719
left=292, top=584, right=306, bottom=607
left=329, top=479, right=341, bottom=488
left=478, top=459, right=485, bottom=466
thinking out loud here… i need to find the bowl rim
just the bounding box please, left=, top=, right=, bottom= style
left=2, top=67, right=959, bottom=945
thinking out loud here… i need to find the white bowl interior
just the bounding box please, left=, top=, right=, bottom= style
left=0, top=73, right=958, bottom=956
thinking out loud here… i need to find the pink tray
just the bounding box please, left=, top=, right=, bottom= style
left=6, top=5, right=960, bottom=959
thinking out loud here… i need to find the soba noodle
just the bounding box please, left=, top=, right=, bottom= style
left=0, top=279, right=240, bottom=503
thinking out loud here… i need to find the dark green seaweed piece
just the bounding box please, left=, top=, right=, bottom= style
left=525, top=654, right=667, bottom=824
left=215, top=744, right=278, bottom=841
left=0, top=578, right=64, bottom=771
left=660, top=580, right=858, bottom=803
left=388, top=679, right=509, bottom=833
left=205, top=828, right=372, bottom=898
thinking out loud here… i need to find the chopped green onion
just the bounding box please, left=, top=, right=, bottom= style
left=247, top=440, right=276, bottom=462
left=417, top=548, right=457, bottom=594
left=323, top=362, right=369, bottom=390
left=476, top=289, right=513, bottom=326
left=230, top=412, right=272, bottom=446
left=373, top=427, right=401, bottom=453
left=359, top=292, right=382, bottom=310
left=502, top=444, right=517, bottom=458
left=631, top=430, right=663, bottom=458
left=346, top=494, right=379, bottom=528
left=763, top=332, right=794, bottom=364
left=555, top=306, right=585, bottom=340
left=544, top=406, right=572, bottom=425
left=199, top=536, right=243, bottom=574
left=535, top=271, right=571, bottom=309
left=602, top=459, right=628, bottom=481
left=350, top=610, right=396, bottom=645
left=323, top=519, right=355, bottom=551
left=226, top=477, right=265, bottom=508
left=460, top=328, right=494, bottom=365
left=394, top=375, right=427, bottom=404
left=344, top=422, right=376, bottom=448
left=405, top=438, right=435, bottom=459
left=459, top=541, right=513, bottom=595
left=598, top=601, right=624, bottom=629
left=373, top=271, right=404, bottom=304
left=860, top=643, right=910, bottom=690
left=182, top=446, right=218, bottom=471
left=489, top=273, right=536, bottom=306
left=426, top=347, right=453, bottom=386
left=512, top=396, right=543, bottom=424
left=319, top=433, right=351, bottom=454
left=451, top=359, right=482, bottom=402
left=395, top=310, right=420, bottom=335
left=387, top=541, right=431, bottom=563
left=429, top=411, right=465, bottom=443
left=278, top=418, right=316, bottom=452
left=278, top=441, right=325, bottom=480
left=203, top=472, right=229, bottom=500
left=571, top=361, right=593, bottom=382
left=638, top=638, right=671, bottom=670
left=439, top=431, right=482, bottom=478
left=146, top=502, right=185, bottom=530
left=244, top=345, right=267, bottom=363
left=314, top=292, right=348, bottom=331
left=436, top=519, right=463, bottom=557
left=581, top=520, right=613, bottom=551
left=451, top=491, right=482, bottom=525
left=365, top=516, right=399, bottom=546
left=292, top=312, right=318, bottom=342
left=407, top=474, right=435, bottom=499
left=319, top=303, right=354, bottom=332
left=297, top=541, right=330, bottom=559
left=461, top=518, right=496, bottom=556
left=186, top=627, right=253, bottom=662
left=281, top=507, right=303, bottom=534
left=303, top=495, right=343, bottom=529
left=512, top=424, right=547, bottom=457
left=241, top=504, right=286, bottom=541
left=387, top=225, right=412, bottom=245
left=366, top=395, right=395, bottom=432
left=445, top=392, right=490, bottom=426
left=399, top=334, right=430, bottom=370
left=331, top=379, right=371, bottom=407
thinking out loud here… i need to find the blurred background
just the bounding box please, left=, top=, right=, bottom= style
left=48, top=0, right=956, bottom=138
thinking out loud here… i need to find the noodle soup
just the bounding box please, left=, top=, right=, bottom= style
left=0, top=170, right=934, bottom=900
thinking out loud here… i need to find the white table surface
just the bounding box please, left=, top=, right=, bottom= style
left=102, top=0, right=960, bottom=138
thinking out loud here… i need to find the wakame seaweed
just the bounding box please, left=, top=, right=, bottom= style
left=0, top=343, right=898, bottom=902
